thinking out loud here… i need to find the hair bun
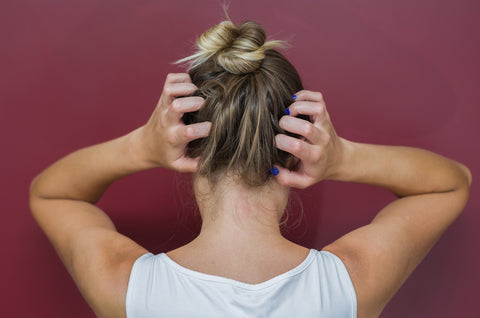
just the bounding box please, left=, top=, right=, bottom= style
left=175, top=20, right=286, bottom=74
left=213, top=21, right=267, bottom=74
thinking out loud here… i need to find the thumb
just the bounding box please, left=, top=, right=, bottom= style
left=174, top=156, right=200, bottom=173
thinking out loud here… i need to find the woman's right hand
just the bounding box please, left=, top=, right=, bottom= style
left=135, top=73, right=211, bottom=172
left=274, top=90, right=348, bottom=188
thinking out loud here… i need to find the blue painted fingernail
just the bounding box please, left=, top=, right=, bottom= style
left=292, top=94, right=297, bottom=100
left=286, top=108, right=290, bottom=115
left=269, top=166, right=279, bottom=176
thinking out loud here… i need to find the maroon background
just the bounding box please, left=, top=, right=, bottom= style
left=1, top=0, right=479, bottom=317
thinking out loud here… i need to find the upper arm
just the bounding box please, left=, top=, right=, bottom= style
left=322, top=186, right=470, bottom=318
left=29, top=195, right=148, bottom=318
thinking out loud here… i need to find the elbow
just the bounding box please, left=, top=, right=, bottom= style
left=29, top=174, right=41, bottom=199
left=29, top=182, right=38, bottom=223
left=459, top=163, right=472, bottom=189
left=454, top=164, right=471, bottom=218
left=29, top=174, right=45, bottom=218
left=29, top=175, right=40, bottom=215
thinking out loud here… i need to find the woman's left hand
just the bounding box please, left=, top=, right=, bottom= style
left=135, top=73, right=211, bottom=172
left=273, top=90, right=345, bottom=188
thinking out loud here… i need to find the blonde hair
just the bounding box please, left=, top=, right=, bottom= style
left=176, top=18, right=305, bottom=187
left=176, top=20, right=287, bottom=75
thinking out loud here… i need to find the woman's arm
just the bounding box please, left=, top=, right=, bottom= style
left=29, top=73, right=211, bottom=318
left=274, top=90, right=472, bottom=318
left=30, top=127, right=155, bottom=203
left=329, top=139, right=471, bottom=197
left=323, top=139, right=471, bottom=318
left=29, top=128, right=155, bottom=318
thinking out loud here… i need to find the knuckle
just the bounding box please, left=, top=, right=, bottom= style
left=164, top=85, right=174, bottom=96
left=323, top=133, right=332, bottom=146
left=303, top=122, right=314, bottom=136
left=171, top=99, right=181, bottom=112
left=184, top=126, right=194, bottom=139
left=316, top=103, right=325, bottom=115
left=292, top=140, right=303, bottom=153
left=166, top=130, right=177, bottom=145
left=311, top=148, right=323, bottom=162
left=166, top=73, right=174, bottom=81
left=315, top=91, right=324, bottom=100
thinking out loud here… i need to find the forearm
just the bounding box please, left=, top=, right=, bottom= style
left=30, top=127, right=156, bottom=203
left=329, top=138, right=472, bottom=197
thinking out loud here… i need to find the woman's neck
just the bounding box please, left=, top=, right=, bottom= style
left=191, top=174, right=291, bottom=253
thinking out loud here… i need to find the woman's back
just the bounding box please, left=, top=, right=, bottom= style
left=126, top=249, right=356, bottom=317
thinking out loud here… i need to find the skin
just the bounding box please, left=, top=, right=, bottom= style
left=30, top=73, right=472, bottom=318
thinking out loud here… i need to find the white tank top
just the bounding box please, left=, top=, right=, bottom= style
left=126, top=249, right=357, bottom=317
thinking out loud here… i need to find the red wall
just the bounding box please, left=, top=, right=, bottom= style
left=2, top=0, right=479, bottom=316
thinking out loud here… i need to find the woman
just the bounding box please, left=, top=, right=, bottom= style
left=29, top=19, right=472, bottom=318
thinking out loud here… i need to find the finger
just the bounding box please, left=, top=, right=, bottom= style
left=166, top=73, right=192, bottom=84
left=287, top=100, right=327, bottom=119
left=279, top=116, right=322, bottom=144
left=293, top=90, right=325, bottom=103
left=170, top=96, right=205, bottom=119
left=180, top=121, right=212, bottom=144
left=164, top=82, right=198, bottom=100
left=275, top=134, right=320, bottom=163
left=273, top=165, right=313, bottom=189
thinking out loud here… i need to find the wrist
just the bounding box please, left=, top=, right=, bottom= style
left=325, top=137, right=357, bottom=182
left=126, top=126, right=162, bottom=171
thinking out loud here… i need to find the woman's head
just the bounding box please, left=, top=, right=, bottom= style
left=176, top=19, right=303, bottom=188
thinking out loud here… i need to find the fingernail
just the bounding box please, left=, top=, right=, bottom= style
left=269, top=166, right=279, bottom=176
left=286, top=108, right=290, bottom=115
left=292, top=94, right=297, bottom=100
